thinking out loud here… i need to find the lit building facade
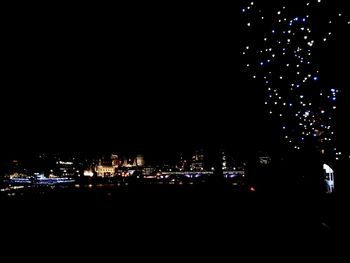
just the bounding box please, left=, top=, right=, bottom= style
left=190, top=150, right=205, bottom=171
left=136, top=155, right=145, bottom=167
left=95, top=165, right=115, bottom=177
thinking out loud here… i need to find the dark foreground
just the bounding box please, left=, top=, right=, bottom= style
left=1, top=184, right=345, bottom=258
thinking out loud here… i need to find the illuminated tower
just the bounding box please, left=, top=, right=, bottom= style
left=190, top=150, right=205, bottom=171
left=111, top=154, right=119, bottom=168
left=136, top=155, right=145, bottom=167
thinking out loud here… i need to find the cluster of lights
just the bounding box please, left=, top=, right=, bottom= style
left=242, top=0, right=348, bottom=153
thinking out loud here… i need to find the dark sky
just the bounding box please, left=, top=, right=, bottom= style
left=2, top=2, right=260, bottom=156
left=2, top=1, right=348, bottom=158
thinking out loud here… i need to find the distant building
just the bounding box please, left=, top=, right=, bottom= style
left=220, top=151, right=246, bottom=178
left=142, top=166, right=155, bottom=176
left=6, top=160, right=28, bottom=178
left=56, top=160, right=77, bottom=177
left=111, top=154, right=119, bottom=167
left=136, top=155, right=145, bottom=167
left=222, top=151, right=227, bottom=171
left=120, top=157, right=134, bottom=167
left=86, top=154, right=145, bottom=177
left=190, top=150, right=205, bottom=171
left=177, top=153, right=187, bottom=171
left=95, top=164, right=115, bottom=177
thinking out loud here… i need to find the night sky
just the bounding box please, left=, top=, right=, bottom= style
left=2, top=1, right=349, bottom=159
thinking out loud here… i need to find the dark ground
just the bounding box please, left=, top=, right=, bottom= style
left=1, top=184, right=343, bottom=257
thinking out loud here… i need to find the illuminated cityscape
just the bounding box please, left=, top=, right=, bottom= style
left=1, top=150, right=247, bottom=193
left=1, top=0, right=349, bottom=247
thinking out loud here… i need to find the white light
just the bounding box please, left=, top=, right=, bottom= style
left=277, top=11, right=281, bottom=15
left=247, top=23, right=251, bottom=27
left=251, top=1, right=254, bottom=5
left=246, top=46, right=250, bottom=50
left=317, top=0, right=321, bottom=3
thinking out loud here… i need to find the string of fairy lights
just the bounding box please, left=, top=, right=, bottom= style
left=242, top=0, right=349, bottom=158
